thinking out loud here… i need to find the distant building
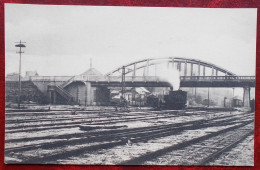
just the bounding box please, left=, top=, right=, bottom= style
left=6, top=71, right=39, bottom=81
left=5, top=73, right=21, bottom=81
left=25, top=71, right=39, bottom=79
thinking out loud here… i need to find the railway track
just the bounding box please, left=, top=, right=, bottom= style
left=5, top=115, right=249, bottom=154
left=5, top=111, right=177, bottom=127
left=5, top=110, right=254, bottom=164
left=5, top=110, right=248, bottom=133
left=122, top=121, right=254, bottom=165
left=5, top=111, right=250, bottom=143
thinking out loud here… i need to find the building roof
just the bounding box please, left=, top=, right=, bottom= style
left=134, top=87, right=150, bottom=94
left=82, top=68, right=103, bottom=76
left=25, top=71, right=39, bottom=77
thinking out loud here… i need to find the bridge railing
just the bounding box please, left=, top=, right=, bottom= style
left=29, top=76, right=73, bottom=81
left=107, top=76, right=166, bottom=82
left=180, top=76, right=255, bottom=80
left=77, top=75, right=255, bottom=82
left=73, top=75, right=163, bottom=82
left=28, top=75, right=255, bottom=84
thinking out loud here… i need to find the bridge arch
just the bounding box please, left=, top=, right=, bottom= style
left=105, top=57, right=236, bottom=77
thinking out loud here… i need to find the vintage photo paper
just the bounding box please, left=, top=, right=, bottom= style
left=5, top=4, right=256, bottom=165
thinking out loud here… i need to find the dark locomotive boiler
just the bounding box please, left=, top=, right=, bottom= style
left=147, top=87, right=187, bottom=110
left=163, top=87, right=187, bottom=109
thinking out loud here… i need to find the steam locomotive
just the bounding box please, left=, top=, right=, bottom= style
left=147, top=88, right=187, bottom=110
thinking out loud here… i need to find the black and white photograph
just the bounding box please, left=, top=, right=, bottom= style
left=4, top=4, right=256, bottom=165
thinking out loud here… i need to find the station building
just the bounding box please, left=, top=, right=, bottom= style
left=5, top=68, right=111, bottom=106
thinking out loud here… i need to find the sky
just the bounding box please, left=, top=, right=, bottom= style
left=5, top=4, right=257, bottom=77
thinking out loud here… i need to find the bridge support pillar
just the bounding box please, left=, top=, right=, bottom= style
left=143, top=67, right=146, bottom=77
left=48, top=91, right=52, bottom=104
left=172, top=58, right=175, bottom=70
left=85, top=82, right=92, bottom=106
left=133, top=63, right=136, bottom=78
left=243, top=86, right=251, bottom=108
left=184, top=60, right=187, bottom=76
left=198, top=63, right=200, bottom=76
left=190, top=63, right=193, bottom=76
left=53, top=91, right=56, bottom=104
left=178, top=62, right=181, bottom=72
left=146, top=59, right=149, bottom=76
left=48, top=90, right=56, bottom=104
left=154, top=64, right=157, bottom=76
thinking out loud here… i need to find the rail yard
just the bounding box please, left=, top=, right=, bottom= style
left=5, top=106, right=254, bottom=165
left=5, top=4, right=257, bottom=167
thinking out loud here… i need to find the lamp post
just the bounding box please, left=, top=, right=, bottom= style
left=15, top=40, right=26, bottom=109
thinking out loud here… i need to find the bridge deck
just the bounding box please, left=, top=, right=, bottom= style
left=28, top=75, right=255, bottom=88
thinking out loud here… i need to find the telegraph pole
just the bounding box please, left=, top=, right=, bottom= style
left=121, top=66, right=126, bottom=99
left=15, top=40, right=26, bottom=109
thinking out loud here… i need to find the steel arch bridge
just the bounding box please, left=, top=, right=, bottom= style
left=36, top=57, right=254, bottom=106
left=105, top=57, right=236, bottom=77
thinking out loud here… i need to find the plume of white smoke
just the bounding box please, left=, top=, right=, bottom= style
left=158, top=66, right=180, bottom=91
